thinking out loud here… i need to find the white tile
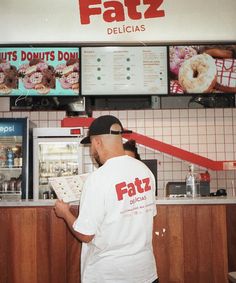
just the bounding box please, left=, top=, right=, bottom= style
left=180, top=126, right=189, bottom=135
left=206, top=125, right=215, bottom=134
left=171, top=127, right=180, bottom=136
left=171, top=120, right=180, bottom=127
left=39, top=112, right=48, bottom=120
left=199, top=144, right=207, bottom=153
left=171, top=109, right=180, bottom=118
left=215, top=117, right=224, bottom=126
left=13, top=112, right=22, bottom=118
left=216, top=152, right=225, bottom=160
left=225, top=152, right=234, bottom=160
left=163, top=127, right=171, bottom=136
left=189, top=144, right=199, bottom=152
left=207, top=143, right=216, bottom=153
left=197, top=109, right=206, bottom=117
left=215, top=126, right=224, bottom=134
left=136, top=110, right=145, bottom=118
left=154, top=128, right=163, bottom=136
left=225, top=126, right=233, bottom=134
left=206, top=118, right=215, bottom=126
left=189, top=126, right=198, bottom=135
left=189, top=135, right=198, bottom=144
left=153, top=110, right=162, bottom=118
left=171, top=135, right=180, bottom=144
left=162, top=119, right=171, bottom=127
left=30, top=112, right=39, bottom=120
left=144, top=110, right=154, bottom=119
left=224, top=108, right=232, bottom=117
left=188, top=109, right=197, bottom=118
left=3, top=112, right=12, bottom=118
left=128, top=111, right=136, bottom=118
left=145, top=128, right=154, bottom=136
left=180, top=134, right=189, bottom=144
left=39, top=121, right=48, bottom=127
left=162, top=136, right=172, bottom=144
left=162, top=110, right=171, bottom=118
left=197, top=117, right=206, bottom=126
left=145, top=119, right=154, bottom=128
left=206, top=135, right=215, bottom=143
left=215, top=135, right=225, bottom=143
left=198, top=126, right=207, bottom=135
left=225, top=143, right=234, bottom=152
left=225, top=135, right=234, bottom=144
left=179, top=118, right=188, bottom=127
left=206, top=109, right=215, bottom=117
left=215, top=108, right=223, bottom=117
left=127, top=119, right=136, bottom=128
left=198, top=135, right=207, bottom=144
left=48, top=112, right=57, bottom=120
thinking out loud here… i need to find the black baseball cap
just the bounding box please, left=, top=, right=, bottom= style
left=80, top=115, right=132, bottom=144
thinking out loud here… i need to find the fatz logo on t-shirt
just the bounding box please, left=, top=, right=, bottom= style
left=115, top=177, right=151, bottom=201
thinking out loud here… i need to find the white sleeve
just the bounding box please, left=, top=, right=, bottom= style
left=73, top=173, right=106, bottom=235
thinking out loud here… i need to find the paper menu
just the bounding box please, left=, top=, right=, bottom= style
left=49, top=174, right=88, bottom=203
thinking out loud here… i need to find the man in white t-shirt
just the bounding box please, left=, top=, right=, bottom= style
left=54, top=115, right=158, bottom=283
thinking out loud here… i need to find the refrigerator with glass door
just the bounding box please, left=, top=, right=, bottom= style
left=33, top=127, right=84, bottom=200
left=0, top=117, right=33, bottom=200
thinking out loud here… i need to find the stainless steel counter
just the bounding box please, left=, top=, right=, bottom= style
left=1, top=196, right=236, bottom=207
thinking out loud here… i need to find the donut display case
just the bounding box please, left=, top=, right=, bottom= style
left=169, top=44, right=236, bottom=95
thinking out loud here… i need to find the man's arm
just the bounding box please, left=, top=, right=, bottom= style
left=54, top=200, right=94, bottom=243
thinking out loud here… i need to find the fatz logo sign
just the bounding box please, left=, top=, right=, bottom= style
left=77, top=0, right=165, bottom=36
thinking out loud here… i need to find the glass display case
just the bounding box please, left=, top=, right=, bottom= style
left=0, top=118, right=33, bottom=200
left=33, top=127, right=84, bottom=200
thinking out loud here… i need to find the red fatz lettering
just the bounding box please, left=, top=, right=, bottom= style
left=116, top=181, right=127, bottom=201
left=143, top=0, right=165, bottom=19
left=103, top=1, right=125, bottom=23
left=78, top=0, right=165, bottom=25
left=143, top=177, right=151, bottom=192
left=115, top=177, right=151, bottom=201
left=79, top=0, right=102, bottom=24
left=124, top=0, right=142, bottom=20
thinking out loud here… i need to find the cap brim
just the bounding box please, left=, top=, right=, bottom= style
left=80, top=136, right=91, bottom=144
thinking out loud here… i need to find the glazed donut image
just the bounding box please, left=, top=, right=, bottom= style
left=178, top=53, right=217, bottom=93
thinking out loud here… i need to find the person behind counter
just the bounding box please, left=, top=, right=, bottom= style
left=123, top=139, right=141, bottom=160
left=54, top=115, right=158, bottom=283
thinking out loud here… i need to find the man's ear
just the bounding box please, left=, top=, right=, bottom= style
left=93, top=136, right=102, bottom=147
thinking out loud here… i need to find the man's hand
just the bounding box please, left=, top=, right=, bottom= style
left=54, top=199, right=70, bottom=219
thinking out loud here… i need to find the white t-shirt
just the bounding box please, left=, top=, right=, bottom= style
left=73, top=155, right=157, bottom=283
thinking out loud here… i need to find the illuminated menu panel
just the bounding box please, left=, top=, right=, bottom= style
left=81, top=46, right=168, bottom=95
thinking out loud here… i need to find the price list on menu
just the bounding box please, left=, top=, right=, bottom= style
left=81, top=46, right=168, bottom=95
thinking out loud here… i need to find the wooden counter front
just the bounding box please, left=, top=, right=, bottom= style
left=0, top=206, right=81, bottom=283
left=0, top=204, right=234, bottom=283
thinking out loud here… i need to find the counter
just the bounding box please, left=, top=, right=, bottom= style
left=1, top=196, right=236, bottom=206
left=0, top=197, right=235, bottom=283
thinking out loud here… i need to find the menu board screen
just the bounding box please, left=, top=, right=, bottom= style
left=0, top=47, right=80, bottom=96
left=81, top=46, right=168, bottom=95
left=169, top=44, right=236, bottom=94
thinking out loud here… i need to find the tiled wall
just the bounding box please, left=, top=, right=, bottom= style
left=1, top=104, right=235, bottom=197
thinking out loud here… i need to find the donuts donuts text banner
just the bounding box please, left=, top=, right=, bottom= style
left=1, top=0, right=236, bottom=43
left=0, top=48, right=80, bottom=96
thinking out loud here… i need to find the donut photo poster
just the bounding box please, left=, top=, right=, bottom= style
left=169, top=44, right=236, bottom=95
left=0, top=47, right=80, bottom=96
